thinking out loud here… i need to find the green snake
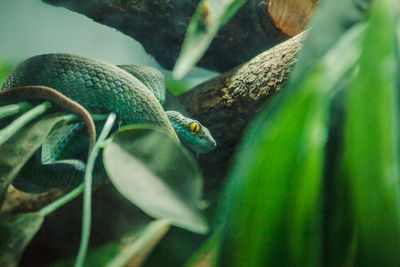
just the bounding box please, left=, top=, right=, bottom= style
left=0, top=53, right=216, bottom=193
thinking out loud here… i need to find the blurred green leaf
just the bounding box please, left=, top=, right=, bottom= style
left=0, top=62, right=12, bottom=85
left=54, top=219, right=170, bottom=267
left=218, top=23, right=364, bottom=266
left=0, top=212, right=44, bottom=267
left=164, top=69, right=218, bottom=96
left=184, top=228, right=221, bottom=267
left=290, top=0, right=369, bottom=84
left=0, top=113, right=68, bottom=203
left=173, top=0, right=247, bottom=79
left=219, top=67, right=328, bottom=266
left=341, top=0, right=400, bottom=265
left=103, top=126, right=208, bottom=234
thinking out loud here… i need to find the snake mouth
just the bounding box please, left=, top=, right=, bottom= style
left=208, top=139, right=217, bottom=148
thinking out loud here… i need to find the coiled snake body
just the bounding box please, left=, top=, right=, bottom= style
left=0, top=54, right=216, bottom=193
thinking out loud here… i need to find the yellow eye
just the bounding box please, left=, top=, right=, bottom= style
left=189, top=122, right=201, bottom=134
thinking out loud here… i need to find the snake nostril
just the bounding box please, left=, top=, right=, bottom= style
left=199, top=136, right=205, bottom=140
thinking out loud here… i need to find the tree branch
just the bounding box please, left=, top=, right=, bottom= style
left=42, top=0, right=287, bottom=72
left=179, top=32, right=305, bottom=190
left=2, top=30, right=305, bottom=213
left=1, top=29, right=305, bottom=266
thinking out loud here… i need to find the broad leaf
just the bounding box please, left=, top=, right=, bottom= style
left=0, top=212, right=44, bottom=267
left=164, top=69, right=218, bottom=96
left=290, top=0, right=369, bottom=84
left=173, top=0, right=248, bottom=79
left=0, top=62, right=12, bottom=85
left=0, top=113, right=69, bottom=201
left=103, top=126, right=208, bottom=234
left=184, top=229, right=221, bottom=267
left=218, top=24, right=364, bottom=266
left=341, top=0, right=400, bottom=265
left=219, top=68, right=328, bottom=266
left=54, top=219, right=170, bottom=267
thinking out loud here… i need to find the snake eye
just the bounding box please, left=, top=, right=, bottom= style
left=189, top=122, right=201, bottom=135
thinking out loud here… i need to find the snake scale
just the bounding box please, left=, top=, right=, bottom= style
left=0, top=53, right=216, bottom=193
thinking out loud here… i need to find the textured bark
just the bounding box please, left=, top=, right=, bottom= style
left=180, top=32, right=305, bottom=189
left=1, top=32, right=306, bottom=218
left=0, top=30, right=305, bottom=266
left=42, top=0, right=287, bottom=72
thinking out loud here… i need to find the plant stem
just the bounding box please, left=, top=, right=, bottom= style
left=75, top=113, right=116, bottom=267
left=0, top=101, right=33, bottom=120
left=0, top=101, right=52, bottom=146
left=38, top=184, right=84, bottom=217
left=62, top=113, right=110, bottom=124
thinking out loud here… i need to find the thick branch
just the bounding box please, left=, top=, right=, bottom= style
left=2, top=32, right=305, bottom=217
left=0, top=31, right=305, bottom=266
left=42, top=0, right=287, bottom=72
left=2, top=32, right=305, bottom=216
left=179, top=32, right=305, bottom=189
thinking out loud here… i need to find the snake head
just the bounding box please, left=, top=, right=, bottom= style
left=166, top=111, right=217, bottom=153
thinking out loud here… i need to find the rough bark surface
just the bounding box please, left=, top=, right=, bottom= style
left=1, top=3, right=305, bottom=262
left=42, top=0, right=287, bottom=72
left=1, top=32, right=305, bottom=219
left=181, top=32, right=305, bottom=189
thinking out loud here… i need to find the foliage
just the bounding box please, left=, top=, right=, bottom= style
left=341, top=0, right=400, bottom=264
left=0, top=112, right=71, bottom=201
left=54, top=219, right=170, bottom=267
left=0, top=0, right=399, bottom=266
left=216, top=0, right=400, bottom=266
left=103, top=126, right=208, bottom=234
left=0, top=213, right=44, bottom=266
left=0, top=63, right=12, bottom=85
left=173, top=0, right=248, bottom=79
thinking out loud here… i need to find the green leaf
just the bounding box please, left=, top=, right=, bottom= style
left=0, top=62, right=13, bottom=85
left=219, top=68, right=328, bottom=266
left=164, top=69, right=218, bottom=96
left=0, top=113, right=69, bottom=202
left=103, top=126, right=208, bottom=234
left=184, top=228, right=222, bottom=267
left=290, top=0, right=368, bottom=84
left=172, top=0, right=248, bottom=79
left=218, top=24, right=364, bottom=266
left=54, top=219, right=170, bottom=267
left=341, top=0, right=400, bottom=265
left=0, top=212, right=44, bottom=267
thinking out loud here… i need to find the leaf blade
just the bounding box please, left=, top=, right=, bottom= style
left=0, top=212, right=44, bottom=267
left=0, top=113, right=69, bottom=200
left=341, top=0, right=400, bottom=265
left=172, top=0, right=248, bottom=79
left=103, top=127, right=208, bottom=234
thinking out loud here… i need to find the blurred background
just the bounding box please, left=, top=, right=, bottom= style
left=0, top=0, right=217, bottom=91
left=0, top=0, right=158, bottom=66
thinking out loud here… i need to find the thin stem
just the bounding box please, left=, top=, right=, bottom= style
left=63, top=113, right=110, bottom=124
left=74, top=113, right=116, bottom=267
left=0, top=101, right=52, bottom=146
left=91, top=114, right=110, bottom=121
left=38, top=184, right=84, bottom=217
left=0, top=101, right=33, bottom=120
